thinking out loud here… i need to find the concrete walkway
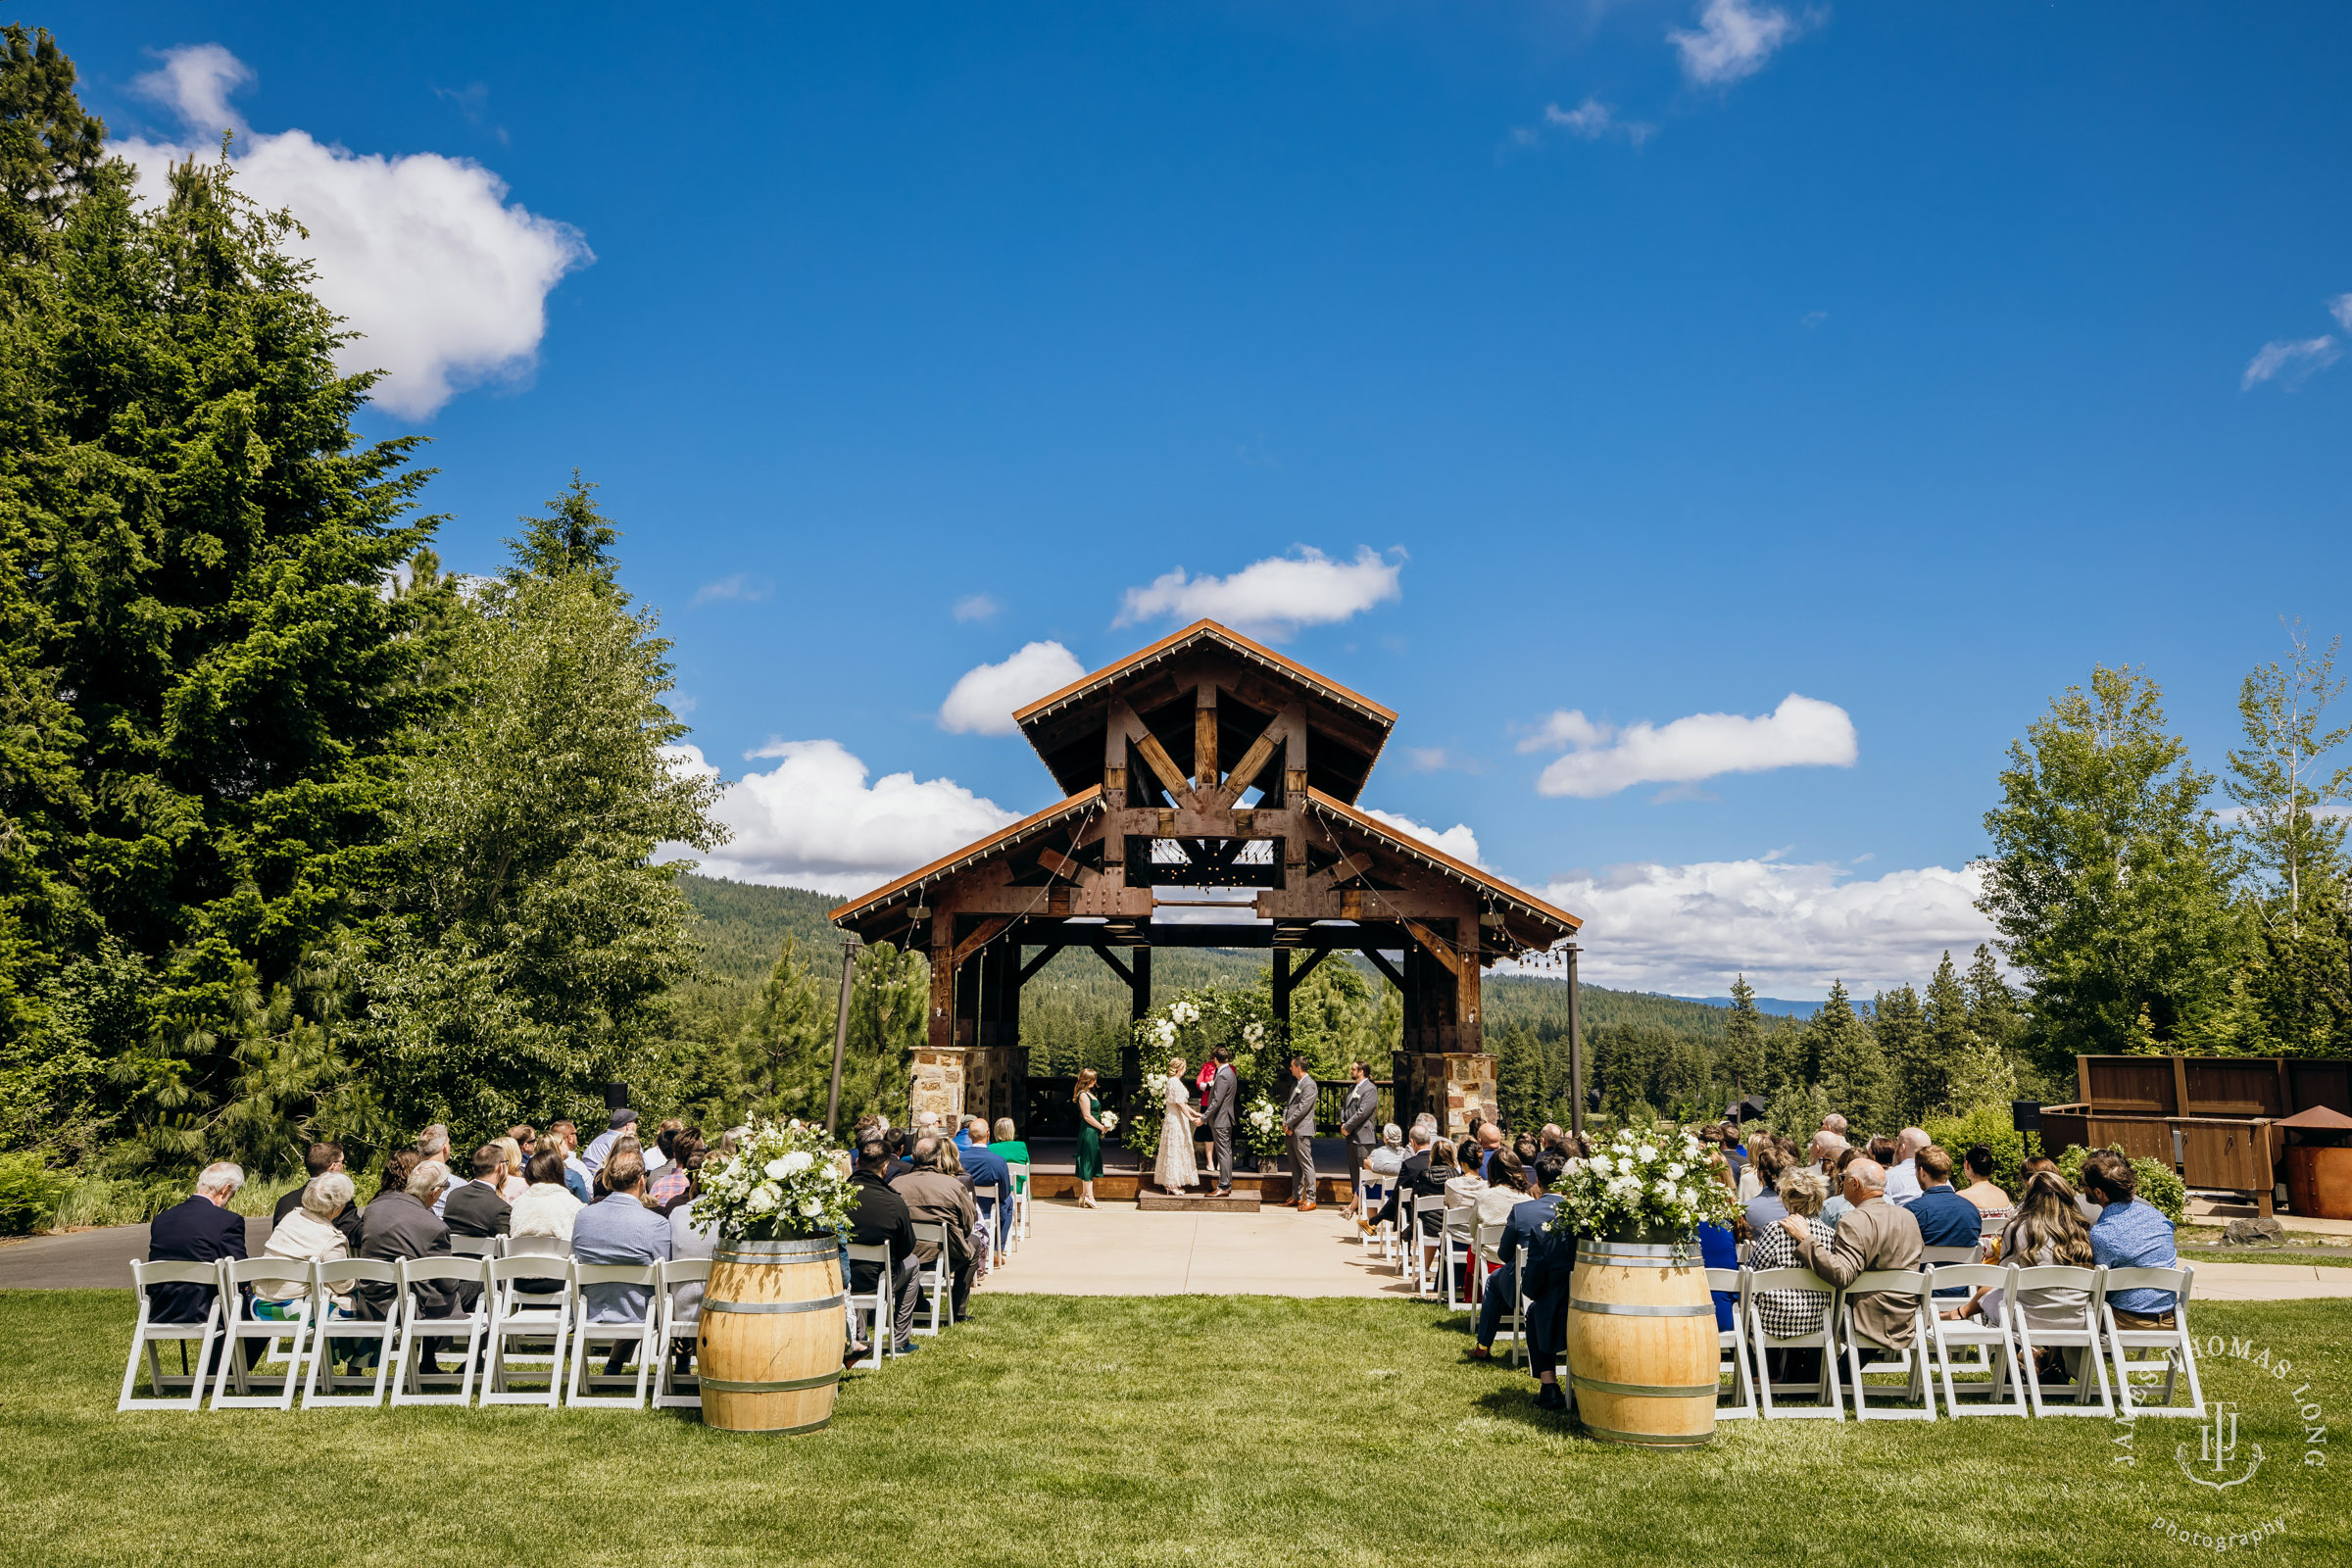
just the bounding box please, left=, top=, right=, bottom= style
left=982, top=1199, right=1412, bottom=1298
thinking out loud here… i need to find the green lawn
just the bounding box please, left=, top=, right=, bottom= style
left=1, top=1290, right=2343, bottom=1567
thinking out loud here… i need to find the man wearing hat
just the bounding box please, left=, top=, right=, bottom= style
left=583, top=1108, right=638, bottom=1179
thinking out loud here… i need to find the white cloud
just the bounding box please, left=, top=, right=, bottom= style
left=2241, top=334, right=2340, bottom=391
left=953, top=594, right=1002, bottom=622
left=681, top=739, right=1020, bottom=896
left=691, top=572, right=771, bottom=607
left=1543, top=97, right=1655, bottom=147
left=2332, top=295, right=2352, bottom=331
left=1362, top=808, right=1488, bottom=869
left=939, top=641, right=1089, bottom=735
left=120, top=45, right=589, bottom=419
left=1537, top=857, right=1995, bottom=997
left=1524, top=694, right=1856, bottom=798
left=1114, top=547, right=1402, bottom=640
left=1669, top=0, right=1806, bottom=88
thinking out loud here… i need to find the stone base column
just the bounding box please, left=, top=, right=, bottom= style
left=1399, top=1052, right=1497, bottom=1138
left=911, top=1047, right=968, bottom=1125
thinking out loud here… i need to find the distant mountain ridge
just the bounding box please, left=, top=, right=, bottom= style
left=1674, top=994, right=1819, bottom=1018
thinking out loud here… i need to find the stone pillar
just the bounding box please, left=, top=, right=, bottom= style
left=1412, top=1052, right=1496, bottom=1138
left=911, top=1047, right=968, bottom=1124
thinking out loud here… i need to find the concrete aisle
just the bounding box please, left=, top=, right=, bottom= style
left=982, top=1200, right=1416, bottom=1298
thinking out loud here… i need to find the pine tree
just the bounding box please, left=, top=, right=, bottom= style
left=730, top=936, right=832, bottom=1120
left=1810, top=981, right=1894, bottom=1134
left=1964, top=945, right=2025, bottom=1084
left=1493, top=1022, right=1547, bottom=1131
left=0, top=24, right=105, bottom=266
left=1874, top=984, right=1934, bottom=1121
left=1723, top=975, right=1765, bottom=1096
left=836, top=942, right=927, bottom=1123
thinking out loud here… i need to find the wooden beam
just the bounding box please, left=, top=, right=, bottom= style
left=1094, top=946, right=1135, bottom=987
left=1401, top=917, right=1463, bottom=979
left=1017, top=944, right=1064, bottom=983
left=950, top=915, right=1018, bottom=970
left=1036, top=846, right=1083, bottom=881
left=1360, top=948, right=1406, bottom=990
left=1194, top=681, right=1218, bottom=789
left=1219, top=717, right=1286, bottom=802
left=1272, top=949, right=1292, bottom=1032
left=1288, top=948, right=1331, bottom=987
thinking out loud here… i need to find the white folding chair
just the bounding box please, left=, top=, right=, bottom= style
left=844, top=1243, right=893, bottom=1369
left=1704, top=1266, right=1755, bottom=1420
left=2012, top=1264, right=2114, bottom=1417
left=973, top=1183, right=1004, bottom=1269
left=1471, top=1220, right=1512, bottom=1331
left=119, top=1260, right=225, bottom=1412
left=1439, top=1207, right=1476, bottom=1310
left=1926, top=1262, right=2027, bottom=1418
left=1006, top=1163, right=1032, bottom=1249
left=911, top=1221, right=953, bottom=1336
left=1745, top=1267, right=1842, bottom=1419
left=302, top=1258, right=400, bottom=1407
left=211, top=1258, right=316, bottom=1410
left=1357, top=1177, right=1390, bottom=1252
left=2101, top=1266, right=2202, bottom=1418
left=1408, top=1193, right=1445, bottom=1298
left=1507, top=1244, right=1532, bottom=1369
left=388, top=1255, right=491, bottom=1406
left=654, top=1258, right=711, bottom=1409
left=448, top=1234, right=500, bottom=1259
left=1840, top=1269, right=1936, bottom=1420
left=567, top=1263, right=661, bottom=1408
left=483, top=1254, right=572, bottom=1407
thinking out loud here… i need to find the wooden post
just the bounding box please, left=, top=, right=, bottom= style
left=2169, top=1054, right=2190, bottom=1118
left=825, top=938, right=858, bottom=1134
left=2075, top=1054, right=2091, bottom=1107
left=1273, top=948, right=1293, bottom=1037
left=1123, top=945, right=1151, bottom=1088
left=1566, top=944, right=1585, bottom=1140
left=1195, top=681, right=1219, bottom=789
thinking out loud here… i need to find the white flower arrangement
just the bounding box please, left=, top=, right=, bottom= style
left=690, top=1119, right=856, bottom=1242
left=1546, top=1126, right=1735, bottom=1243
left=1242, top=1096, right=1286, bottom=1157
left=1099, top=1110, right=1119, bottom=1133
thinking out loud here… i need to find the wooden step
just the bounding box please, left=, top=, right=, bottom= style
left=1136, top=1190, right=1263, bottom=1212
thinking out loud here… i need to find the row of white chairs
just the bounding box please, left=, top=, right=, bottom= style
left=1428, top=1226, right=2204, bottom=1424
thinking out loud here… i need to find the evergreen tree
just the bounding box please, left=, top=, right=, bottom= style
left=0, top=24, right=104, bottom=266
left=728, top=935, right=832, bottom=1121
left=1493, top=1021, right=1548, bottom=1132
left=836, top=941, right=926, bottom=1123
left=1874, top=983, right=1934, bottom=1121
left=1722, top=975, right=1765, bottom=1096
left=1809, top=981, right=1893, bottom=1134
left=1978, top=666, right=2237, bottom=1074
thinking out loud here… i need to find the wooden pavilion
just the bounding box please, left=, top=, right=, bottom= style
left=829, top=619, right=1583, bottom=1137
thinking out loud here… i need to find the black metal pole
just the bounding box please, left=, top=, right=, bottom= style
left=1565, top=943, right=1585, bottom=1141
left=826, top=938, right=858, bottom=1135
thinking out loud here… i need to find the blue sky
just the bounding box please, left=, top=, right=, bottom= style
left=59, top=3, right=2352, bottom=995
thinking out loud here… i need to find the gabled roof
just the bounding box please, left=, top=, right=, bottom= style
left=1301, top=788, right=1583, bottom=940
left=1013, top=619, right=1397, bottom=730
left=829, top=787, right=1104, bottom=930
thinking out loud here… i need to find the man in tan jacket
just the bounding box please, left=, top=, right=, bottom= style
left=893, top=1136, right=979, bottom=1323
left=1779, top=1156, right=1924, bottom=1348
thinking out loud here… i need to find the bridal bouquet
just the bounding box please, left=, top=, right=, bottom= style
left=1544, top=1125, right=1737, bottom=1244
left=1243, top=1097, right=1286, bottom=1157
left=1099, top=1110, right=1120, bottom=1133
left=690, top=1120, right=856, bottom=1242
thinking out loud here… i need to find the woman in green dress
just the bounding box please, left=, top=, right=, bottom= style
left=1074, top=1067, right=1104, bottom=1209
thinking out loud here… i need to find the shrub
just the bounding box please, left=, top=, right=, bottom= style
left=0, top=1153, right=71, bottom=1233
left=1923, top=1103, right=2041, bottom=1200
left=2056, top=1143, right=2187, bottom=1225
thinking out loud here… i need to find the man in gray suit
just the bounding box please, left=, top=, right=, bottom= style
left=1339, top=1061, right=1378, bottom=1214
left=1200, top=1047, right=1239, bottom=1194
left=1283, top=1056, right=1320, bottom=1211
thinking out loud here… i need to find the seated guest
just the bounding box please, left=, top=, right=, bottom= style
left=1907, top=1144, right=1981, bottom=1251
left=1366, top=1124, right=1407, bottom=1176
left=1697, top=1157, right=1743, bottom=1329
left=1445, top=1138, right=1490, bottom=1210
left=894, top=1136, right=979, bottom=1323
left=1539, top=1123, right=1567, bottom=1154
left=988, top=1116, right=1030, bottom=1172
left=272, top=1142, right=364, bottom=1250
left=1475, top=1151, right=1534, bottom=1229
left=1883, top=1127, right=1932, bottom=1206
left=1948, top=1171, right=2093, bottom=1363
left=2083, top=1151, right=2180, bottom=1327
left=1781, top=1156, right=1924, bottom=1351
left=882, top=1127, right=913, bottom=1180
left=1358, top=1124, right=1435, bottom=1236
left=595, top=1134, right=645, bottom=1198
left=1820, top=1148, right=1863, bottom=1226
left=1513, top=1133, right=1539, bottom=1166
left=582, top=1109, right=637, bottom=1178
left=1742, top=1165, right=1838, bottom=1384
left=570, top=1151, right=673, bottom=1374
left=648, top=1128, right=700, bottom=1209
left=847, top=1139, right=924, bottom=1357
left=443, top=1144, right=514, bottom=1239
left=1807, top=1130, right=1848, bottom=1180
left=1743, top=1145, right=1791, bottom=1232
left=547, top=1119, right=593, bottom=1201
left=1518, top=1155, right=1581, bottom=1411
left=1471, top=1152, right=1564, bottom=1363
left=511, top=1148, right=584, bottom=1246
left=147, top=1162, right=250, bottom=1332
left=664, top=1152, right=717, bottom=1374
left=259, top=1173, right=356, bottom=1317
left=1474, top=1122, right=1506, bottom=1181
left=647, top=1117, right=683, bottom=1180
left=356, top=1158, right=459, bottom=1369
left=492, top=1137, right=529, bottom=1201
left=956, top=1115, right=1014, bottom=1250
left=1958, top=1145, right=2013, bottom=1233
left=1866, top=1134, right=1898, bottom=1169
left=2025, top=1153, right=2102, bottom=1223
left=507, top=1124, right=538, bottom=1165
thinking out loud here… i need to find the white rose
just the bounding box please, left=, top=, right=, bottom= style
left=778, top=1150, right=814, bottom=1177
left=751, top=1184, right=780, bottom=1213
left=1589, top=1154, right=1612, bottom=1175
left=800, top=1199, right=823, bottom=1217
left=1665, top=1162, right=1686, bottom=1180
left=1637, top=1144, right=1658, bottom=1162
left=763, top=1157, right=792, bottom=1179
left=1654, top=1178, right=1675, bottom=1199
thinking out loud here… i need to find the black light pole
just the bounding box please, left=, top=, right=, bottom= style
left=1565, top=943, right=1585, bottom=1140
left=826, top=938, right=859, bottom=1135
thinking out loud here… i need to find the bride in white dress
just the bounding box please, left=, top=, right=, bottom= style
left=1154, top=1055, right=1200, bottom=1193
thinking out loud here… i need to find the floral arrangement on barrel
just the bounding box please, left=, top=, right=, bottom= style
left=691, top=1120, right=857, bottom=1241
left=1544, top=1125, right=1738, bottom=1245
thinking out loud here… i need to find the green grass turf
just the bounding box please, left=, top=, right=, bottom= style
left=1, top=1290, right=2343, bottom=1568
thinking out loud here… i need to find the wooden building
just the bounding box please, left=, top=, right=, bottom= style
left=829, top=619, right=1582, bottom=1134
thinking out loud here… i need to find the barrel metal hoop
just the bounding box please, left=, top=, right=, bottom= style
left=1576, top=1419, right=1714, bottom=1447
left=705, top=1293, right=847, bottom=1315
left=1568, top=1298, right=1714, bottom=1317
left=715, top=1238, right=840, bottom=1261
left=1572, top=1374, right=1720, bottom=1399
left=1582, top=1242, right=1699, bottom=1264
left=698, top=1369, right=843, bottom=1394
left=710, top=1415, right=834, bottom=1436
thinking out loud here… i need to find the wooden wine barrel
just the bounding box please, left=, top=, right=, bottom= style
left=1565, top=1239, right=1720, bottom=1447
left=697, top=1236, right=845, bottom=1434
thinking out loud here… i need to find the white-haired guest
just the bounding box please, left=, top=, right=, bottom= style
left=259, top=1172, right=356, bottom=1316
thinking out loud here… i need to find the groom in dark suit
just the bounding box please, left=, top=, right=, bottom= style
left=1201, top=1047, right=1239, bottom=1194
